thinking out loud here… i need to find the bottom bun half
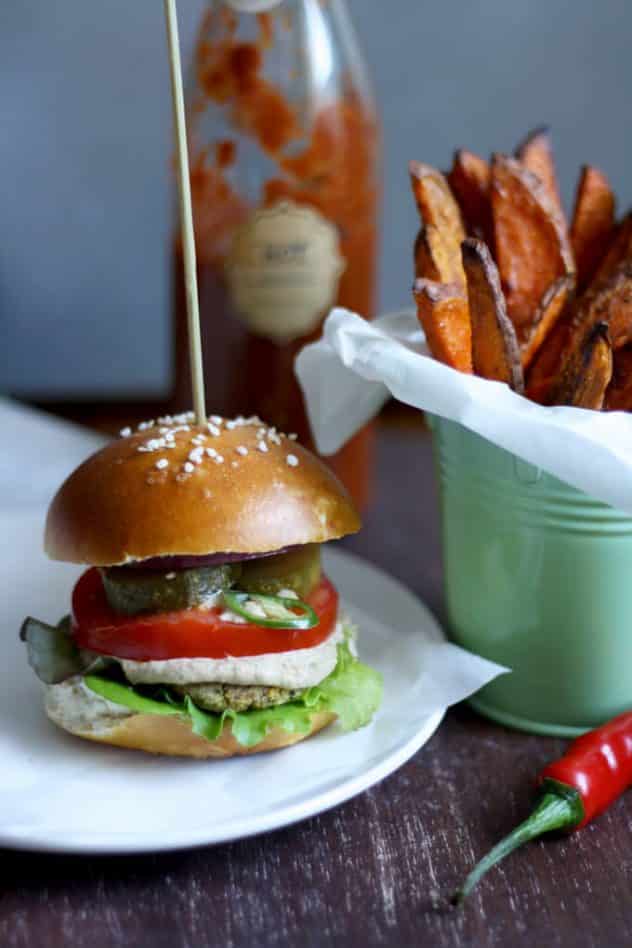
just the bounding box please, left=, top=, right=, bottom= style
left=44, top=680, right=336, bottom=758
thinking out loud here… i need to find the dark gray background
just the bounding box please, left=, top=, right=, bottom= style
left=2, top=0, right=630, bottom=397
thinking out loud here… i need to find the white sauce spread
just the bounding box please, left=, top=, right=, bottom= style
left=120, top=619, right=346, bottom=689
left=45, top=678, right=132, bottom=735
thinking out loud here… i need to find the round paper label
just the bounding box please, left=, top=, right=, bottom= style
left=225, top=201, right=346, bottom=343
left=224, top=0, right=284, bottom=12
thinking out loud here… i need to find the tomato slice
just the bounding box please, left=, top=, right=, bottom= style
left=72, top=568, right=339, bottom=661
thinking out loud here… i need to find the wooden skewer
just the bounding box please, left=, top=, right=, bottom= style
left=163, top=0, right=206, bottom=426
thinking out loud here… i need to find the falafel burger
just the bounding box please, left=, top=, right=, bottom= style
left=21, top=413, right=382, bottom=758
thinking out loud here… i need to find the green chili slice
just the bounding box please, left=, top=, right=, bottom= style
left=222, top=590, right=319, bottom=630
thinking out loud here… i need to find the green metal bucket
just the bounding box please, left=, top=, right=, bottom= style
left=431, top=415, right=632, bottom=736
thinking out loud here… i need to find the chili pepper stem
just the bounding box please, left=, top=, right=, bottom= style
left=453, top=792, right=578, bottom=904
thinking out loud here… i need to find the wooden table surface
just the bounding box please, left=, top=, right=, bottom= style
left=2, top=414, right=631, bottom=948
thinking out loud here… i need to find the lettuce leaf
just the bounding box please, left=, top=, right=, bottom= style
left=21, top=616, right=80, bottom=684
left=21, top=616, right=113, bottom=684
left=85, top=676, right=184, bottom=718
left=84, top=637, right=382, bottom=749
left=303, top=637, right=384, bottom=732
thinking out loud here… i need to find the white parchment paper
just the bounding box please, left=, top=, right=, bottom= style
left=296, top=307, right=632, bottom=513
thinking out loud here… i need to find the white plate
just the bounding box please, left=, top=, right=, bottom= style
left=0, top=511, right=445, bottom=854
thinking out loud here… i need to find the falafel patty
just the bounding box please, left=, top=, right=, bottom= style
left=174, top=682, right=304, bottom=712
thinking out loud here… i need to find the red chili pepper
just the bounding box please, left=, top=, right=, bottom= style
left=454, top=710, right=632, bottom=902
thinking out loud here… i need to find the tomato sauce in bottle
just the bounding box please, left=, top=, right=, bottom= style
left=173, top=1, right=381, bottom=507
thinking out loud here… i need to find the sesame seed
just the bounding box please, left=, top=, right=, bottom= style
left=288, top=433, right=298, bottom=441
left=165, top=572, right=176, bottom=580
left=231, top=461, right=239, bottom=469
left=137, top=437, right=167, bottom=453
left=160, top=411, right=194, bottom=425
left=155, top=458, right=169, bottom=470
left=222, top=414, right=266, bottom=432
left=188, top=447, right=205, bottom=464
left=160, top=424, right=190, bottom=439
left=286, top=454, right=299, bottom=467
left=207, top=423, right=221, bottom=437
left=236, top=445, right=248, bottom=456
left=214, top=454, right=224, bottom=464
left=119, top=426, right=132, bottom=437
left=206, top=447, right=218, bottom=458
left=257, top=441, right=268, bottom=453
left=209, top=415, right=223, bottom=426
left=183, top=462, right=195, bottom=474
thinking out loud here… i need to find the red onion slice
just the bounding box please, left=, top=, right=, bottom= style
left=122, top=546, right=298, bottom=571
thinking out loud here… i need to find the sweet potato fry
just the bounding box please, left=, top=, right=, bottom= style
left=550, top=321, right=612, bottom=409
left=491, top=155, right=574, bottom=333
left=413, top=278, right=472, bottom=373
left=521, top=276, right=574, bottom=370
left=570, top=165, right=616, bottom=290
left=530, top=263, right=632, bottom=403
left=515, top=126, right=565, bottom=224
left=461, top=238, right=524, bottom=392
left=413, top=227, right=439, bottom=280
left=447, top=149, right=493, bottom=245
left=409, top=162, right=467, bottom=292
left=583, top=262, right=632, bottom=350
left=592, top=211, right=632, bottom=289
left=413, top=224, right=466, bottom=287
left=605, top=345, right=632, bottom=411
left=525, top=314, right=573, bottom=404
left=409, top=161, right=466, bottom=238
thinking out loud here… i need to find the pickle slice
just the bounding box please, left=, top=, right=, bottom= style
left=238, top=545, right=321, bottom=598
left=101, top=564, right=240, bottom=616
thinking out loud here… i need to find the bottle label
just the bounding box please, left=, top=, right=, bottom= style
left=224, top=0, right=284, bottom=11
left=225, top=201, right=346, bottom=343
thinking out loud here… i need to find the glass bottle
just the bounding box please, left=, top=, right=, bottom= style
left=172, top=0, right=381, bottom=508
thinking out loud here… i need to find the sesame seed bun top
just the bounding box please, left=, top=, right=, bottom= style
left=45, top=414, right=361, bottom=566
